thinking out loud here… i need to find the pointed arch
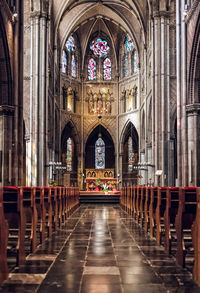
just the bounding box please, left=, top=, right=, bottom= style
left=85, top=124, right=115, bottom=169
left=120, top=121, right=139, bottom=186
left=0, top=13, right=12, bottom=105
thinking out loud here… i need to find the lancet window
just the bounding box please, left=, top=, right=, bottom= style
left=95, top=137, right=105, bottom=169
left=66, top=138, right=73, bottom=172
left=103, top=58, right=111, bottom=80
left=62, top=50, right=67, bottom=73
left=88, top=58, right=96, bottom=80
left=128, top=136, right=134, bottom=172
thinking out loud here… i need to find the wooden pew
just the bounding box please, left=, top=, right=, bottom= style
left=127, top=187, right=131, bottom=215
left=155, top=187, right=167, bottom=245
left=74, top=187, right=80, bottom=210
left=120, top=187, right=124, bottom=207
left=192, top=188, right=200, bottom=285
left=130, top=186, right=134, bottom=217
left=57, top=187, right=62, bottom=228
left=43, top=187, right=52, bottom=238
left=35, top=187, right=46, bottom=244
left=149, top=187, right=158, bottom=238
left=3, top=186, right=25, bottom=266
left=3, top=187, right=37, bottom=266
left=144, top=187, right=151, bottom=232
left=50, top=187, right=58, bottom=231
left=61, top=187, right=67, bottom=222
left=164, top=187, right=179, bottom=255
left=21, top=187, right=38, bottom=253
left=139, top=187, right=146, bottom=226
left=131, top=186, right=137, bottom=218
left=175, top=187, right=197, bottom=267
left=0, top=187, right=8, bottom=284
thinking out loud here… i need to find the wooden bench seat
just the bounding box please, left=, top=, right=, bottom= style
left=0, top=187, right=8, bottom=284
left=144, top=187, right=151, bottom=232
left=175, top=187, right=197, bottom=267
left=149, top=187, right=158, bottom=238
left=156, top=187, right=167, bottom=245
left=35, top=187, right=46, bottom=244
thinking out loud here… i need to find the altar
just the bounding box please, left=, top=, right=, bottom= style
left=85, top=168, right=117, bottom=191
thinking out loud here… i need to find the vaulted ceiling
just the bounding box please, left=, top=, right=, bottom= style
left=53, top=0, right=149, bottom=63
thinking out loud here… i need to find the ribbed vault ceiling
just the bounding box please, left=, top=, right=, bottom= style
left=53, top=0, right=148, bottom=61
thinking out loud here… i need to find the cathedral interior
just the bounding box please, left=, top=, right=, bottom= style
left=0, top=0, right=200, bottom=292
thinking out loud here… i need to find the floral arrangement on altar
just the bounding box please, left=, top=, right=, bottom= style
left=49, top=180, right=57, bottom=187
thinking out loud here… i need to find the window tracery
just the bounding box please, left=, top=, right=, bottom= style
left=90, top=38, right=109, bottom=57
left=66, top=36, right=75, bottom=52
left=125, top=35, right=134, bottom=52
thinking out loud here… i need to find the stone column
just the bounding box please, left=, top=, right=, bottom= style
left=153, top=15, right=161, bottom=186
left=176, top=0, right=182, bottom=186
left=181, top=0, right=188, bottom=186
left=30, top=1, right=49, bottom=186
left=186, top=104, right=200, bottom=186
left=153, top=10, right=170, bottom=186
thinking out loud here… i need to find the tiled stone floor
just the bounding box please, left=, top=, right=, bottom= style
left=1, top=205, right=200, bottom=293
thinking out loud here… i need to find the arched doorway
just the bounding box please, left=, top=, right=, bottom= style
left=61, top=122, right=79, bottom=186
left=122, top=122, right=139, bottom=186
left=85, top=125, right=115, bottom=191
left=0, top=13, right=13, bottom=186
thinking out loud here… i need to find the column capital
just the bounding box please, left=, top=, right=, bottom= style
left=186, top=103, right=200, bottom=115
left=153, top=11, right=171, bottom=19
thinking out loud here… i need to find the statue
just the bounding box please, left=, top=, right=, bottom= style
left=128, top=88, right=132, bottom=111
left=67, top=87, right=74, bottom=112
left=97, top=90, right=103, bottom=113
left=87, top=89, right=94, bottom=114
left=105, top=89, right=112, bottom=113
left=133, top=86, right=137, bottom=109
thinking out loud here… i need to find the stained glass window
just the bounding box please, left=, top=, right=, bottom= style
left=125, top=35, right=134, bottom=52
left=66, top=36, right=75, bottom=52
left=103, top=58, right=111, bottom=80
left=88, top=58, right=96, bottom=80
left=131, top=49, right=138, bottom=74
left=66, top=138, right=73, bottom=172
left=128, top=136, right=134, bottom=172
left=62, top=50, right=67, bottom=73
left=71, top=54, right=76, bottom=77
left=123, top=54, right=128, bottom=77
left=95, top=137, right=105, bottom=169
left=90, top=38, right=109, bottom=57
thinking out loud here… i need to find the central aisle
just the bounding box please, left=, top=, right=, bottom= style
left=1, top=205, right=199, bottom=293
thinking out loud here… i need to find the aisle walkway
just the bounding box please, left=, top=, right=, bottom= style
left=1, top=205, right=200, bottom=293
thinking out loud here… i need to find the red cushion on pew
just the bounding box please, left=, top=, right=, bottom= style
left=184, top=187, right=196, bottom=191
left=160, top=187, right=167, bottom=190
left=3, top=186, right=18, bottom=190
left=169, top=187, right=179, bottom=190
left=22, top=187, right=32, bottom=189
